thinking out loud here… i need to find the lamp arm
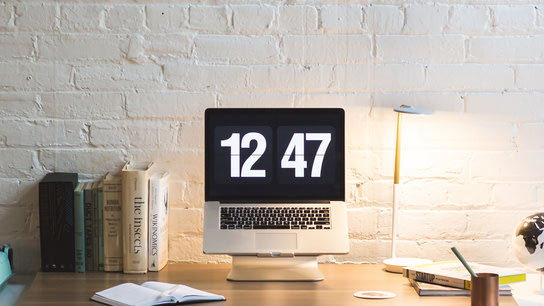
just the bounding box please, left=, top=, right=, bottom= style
left=391, top=183, right=400, bottom=259
left=394, top=112, right=402, bottom=184
left=391, top=112, right=402, bottom=258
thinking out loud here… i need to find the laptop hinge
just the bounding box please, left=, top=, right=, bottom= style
left=257, top=252, right=295, bottom=258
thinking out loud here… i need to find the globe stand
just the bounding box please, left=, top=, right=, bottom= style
left=539, top=268, right=544, bottom=295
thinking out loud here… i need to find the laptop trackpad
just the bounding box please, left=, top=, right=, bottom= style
left=256, top=233, right=297, bottom=250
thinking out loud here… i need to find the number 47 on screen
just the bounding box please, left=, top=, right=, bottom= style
left=220, top=132, right=331, bottom=179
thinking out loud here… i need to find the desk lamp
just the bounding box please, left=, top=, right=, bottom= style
left=384, top=105, right=434, bottom=273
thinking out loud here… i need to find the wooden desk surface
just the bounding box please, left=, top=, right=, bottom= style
left=21, top=263, right=517, bottom=305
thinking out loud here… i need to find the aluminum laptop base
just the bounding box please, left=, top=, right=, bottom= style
left=227, top=255, right=324, bottom=281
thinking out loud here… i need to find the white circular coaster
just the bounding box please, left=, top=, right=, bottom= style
left=353, top=290, right=396, bottom=299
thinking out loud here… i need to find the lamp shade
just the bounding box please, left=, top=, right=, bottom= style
left=394, top=105, right=435, bottom=115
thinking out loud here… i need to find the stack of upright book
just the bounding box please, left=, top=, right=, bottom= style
left=38, top=166, right=169, bottom=274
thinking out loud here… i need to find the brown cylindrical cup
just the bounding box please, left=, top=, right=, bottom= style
left=471, top=273, right=499, bottom=306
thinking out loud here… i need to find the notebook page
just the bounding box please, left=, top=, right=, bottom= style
left=141, top=281, right=225, bottom=303
left=92, top=283, right=165, bottom=306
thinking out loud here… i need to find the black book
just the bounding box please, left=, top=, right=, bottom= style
left=38, top=172, right=78, bottom=272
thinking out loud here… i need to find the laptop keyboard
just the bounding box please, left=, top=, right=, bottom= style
left=220, top=206, right=331, bottom=230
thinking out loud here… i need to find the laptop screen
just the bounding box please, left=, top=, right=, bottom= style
left=205, top=108, right=345, bottom=203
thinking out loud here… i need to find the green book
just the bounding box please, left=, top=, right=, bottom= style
left=74, top=182, right=86, bottom=273
left=84, top=182, right=96, bottom=271
left=97, top=181, right=104, bottom=271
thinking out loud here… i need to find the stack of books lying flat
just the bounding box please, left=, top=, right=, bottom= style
left=403, top=261, right=526, bottom=296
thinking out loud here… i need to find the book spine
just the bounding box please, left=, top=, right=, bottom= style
left=38, top=173, right=77, bottom=272
left=84, top=182, right=95, bottom=271
left=148, top=173, right=169, bottom=272
left=38, top=182, right=50, bottom=271
left=97, top=182, right=104, bottom=271
left=403, top=269, right=468, bottom=289
left=74, top=183, right=85, bottom=273
left=122, top=164, right=151, bottom=273
left=103, top=177, right=123, bottom=272
left=496, top=274, right=527, bottom=286
left=91, top=182, right=99, bottom=271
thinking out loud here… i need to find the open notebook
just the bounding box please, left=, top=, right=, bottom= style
left=91, top=281, right=225, bottom=306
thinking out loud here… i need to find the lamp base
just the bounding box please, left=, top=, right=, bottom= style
left=383, top=257, right=432, bottom=273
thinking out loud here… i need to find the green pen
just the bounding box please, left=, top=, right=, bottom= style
left=451, top=247, right=478, bottom=278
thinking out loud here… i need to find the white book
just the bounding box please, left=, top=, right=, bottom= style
left=148, top=172, right=169, bottom=272
left=121, top=161, right=153, bottom=274
left=91, top=281, right=225, bottom=306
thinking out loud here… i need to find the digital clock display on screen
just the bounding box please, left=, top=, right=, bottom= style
left=205, top=108, right=345, bottom=202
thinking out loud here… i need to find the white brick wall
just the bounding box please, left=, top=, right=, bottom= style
left=278, top=5, right=318, bottom=33
left=1, top=0, right=543, bottom=273
left=320, top=5, right=363, bottom=33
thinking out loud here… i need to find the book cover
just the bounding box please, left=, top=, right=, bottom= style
left=91, top=281, right=225, bottom=306
left=103, top=173, right=123, bottom=272
left=148, top=172, right=169, bottom=272
left=122, top=161, right=153, bottom=274
left=73, top=182, right=86, bottom=273
left=38, top=172, right=78, bottom=272
left=408, top=279, right=512, bottom=296
left=403, top=261, right=526, bottom=290
left=0, top=244, right=12, bottom=288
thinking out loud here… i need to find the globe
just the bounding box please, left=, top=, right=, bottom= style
left=513, top=213, right=544, bottom=271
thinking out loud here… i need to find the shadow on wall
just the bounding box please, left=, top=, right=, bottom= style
left=0, top=183, right=41, bottom=274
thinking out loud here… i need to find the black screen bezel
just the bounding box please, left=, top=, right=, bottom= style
left=204, top=108, right=345, bottom=203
